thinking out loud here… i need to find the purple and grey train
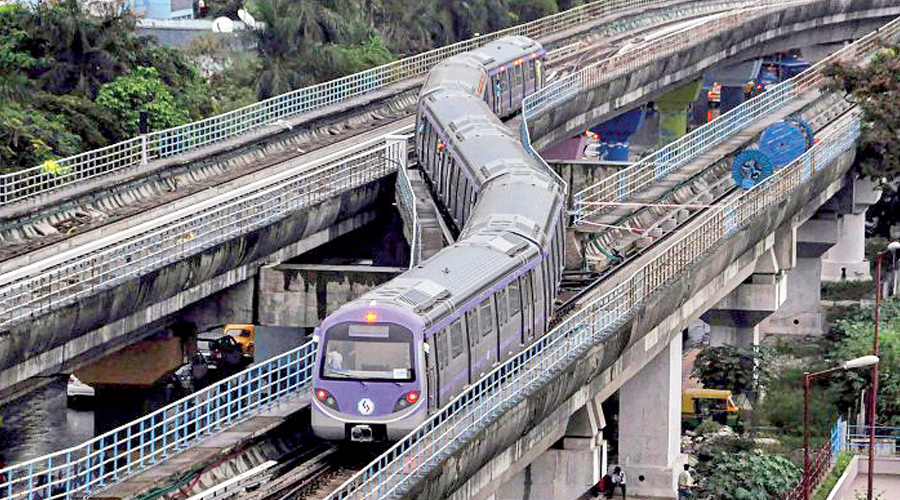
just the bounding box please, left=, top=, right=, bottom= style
left=311, top=36, right=566, bottom=442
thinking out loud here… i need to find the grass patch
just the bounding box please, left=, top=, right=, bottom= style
left=813, top=452, right=853, bottom=500
left=821, top=280, right=874, bottom=301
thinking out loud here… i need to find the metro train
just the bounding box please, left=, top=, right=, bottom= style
left=310, top=36, right=565, bottom=442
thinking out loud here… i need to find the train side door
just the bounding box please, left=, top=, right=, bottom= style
left=442, top=319, right=469, bottom=405
left=521, top=273, right=535, bottom=345
left=425, top=335, right=440, bottom=411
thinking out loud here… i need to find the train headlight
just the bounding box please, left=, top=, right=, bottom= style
left=315, top=388, right=340, bottom=410
left=393, top=391, right=420, bottom=412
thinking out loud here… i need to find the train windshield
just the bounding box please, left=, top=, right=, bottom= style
left=321, top=323, right=415, bottom=382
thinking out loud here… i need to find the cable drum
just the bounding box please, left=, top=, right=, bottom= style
left=788, top=117, right=815, bottom=150
left=759, top=121, right=808, bottom=168
left=732, top=149, right=774, bottom=189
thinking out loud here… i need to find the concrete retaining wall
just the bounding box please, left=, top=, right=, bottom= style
left=258, top=264, right=403, bottom=328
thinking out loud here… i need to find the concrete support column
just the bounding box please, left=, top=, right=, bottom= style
left=822, top=177, right=881, bottom=282
left=657, top=80, right=703, bottom=147
left=617, top=334, right=684, bottom=498
left=765, top=216, right=838, bottom=336
left=823, top=212, right=869, bottom=281
left=703, top=249, right=788, bottom=348
left=590, top=107, right=647, bottom=161
left=495, top=398, right=607, bottom=500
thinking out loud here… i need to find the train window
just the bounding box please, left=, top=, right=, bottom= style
left=497, top=289, right=508, bottom=326
left=439, top=330, right=450, bottom=368
left=467, top=310, right=479, bottom=345
left=523, top=273, right=533, bottom=312
left=509, top=279, right=520, bottom=315
left=450, top=320, right=464, bottom=359
left=479, top=299, right=493, bottom=336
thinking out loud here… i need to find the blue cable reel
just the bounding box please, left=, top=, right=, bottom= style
left=732, top=149, right=774, bottom=189
left=759, top=121, right=807, bottom=169
left=787, top=117, right=815, bottom=150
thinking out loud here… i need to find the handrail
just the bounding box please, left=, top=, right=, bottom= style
left=526, top=1, right=899, bottom=225
left=0, top=127, right=413, bottom=329
left=321, top=13, right=900, bottom=500
left=0, top=0, right=692, bottom=208
left=0, top=341, right=316, bottom=500
left=394, top=148, right=422, bottom=269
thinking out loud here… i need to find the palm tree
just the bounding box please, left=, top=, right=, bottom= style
left=26, top=0, right=128, bottom=98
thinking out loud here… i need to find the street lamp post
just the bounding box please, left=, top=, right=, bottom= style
left=803, top=355, right=880, bottom=500
left=869, top=241, right=900, bottom=500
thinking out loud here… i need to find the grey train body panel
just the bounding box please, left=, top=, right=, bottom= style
left=311, top=34, right=564, bottom=441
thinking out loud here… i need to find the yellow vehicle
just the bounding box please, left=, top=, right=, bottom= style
left=682, top=388, right=741, bottom=427
left=223, top=324, right=255, bottom=357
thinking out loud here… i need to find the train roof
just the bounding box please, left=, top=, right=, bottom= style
left=468, top=36, right=545, bottom=74
left=358, top=231, right=539, bottom=329
left=421, top=54, right=486, bottom=97
left=462, top=173, right=563, bottom=245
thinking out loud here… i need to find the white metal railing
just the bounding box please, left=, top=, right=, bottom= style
left=320, top=108, right=863, bottom=500
left=0, top=5, right=885, bottom=500
left=0, top=0, right=700, bottom=208
left=0, top=341, right=316, bottom=500
left=395, top=162, right=421, bottom=269
left=0, top=130, right=412, bottom=329
left=528, top=4, right=900, bottom=225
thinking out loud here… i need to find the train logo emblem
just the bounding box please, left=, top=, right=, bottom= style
left=358, top=398, right=375, bottom=415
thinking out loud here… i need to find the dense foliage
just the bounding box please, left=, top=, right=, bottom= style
left=825, top=43, right=900, bottom=181
left=1, top=0, right=585, bottom=171
left=826, top=299, right=900, bottom=425
left=691, top=451, right=800, bottom=500
left=0, top=0, right=206, bottom=172
left=691, top=345, right=772, bottom=397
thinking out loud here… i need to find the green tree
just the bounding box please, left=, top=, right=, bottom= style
left=824, top=43, right=900, bottom=181
left=692, top=346, right=772, bottom=397
left=826, top=299, right=900, bottom=425
left=96, top=66, right=191, bottom=136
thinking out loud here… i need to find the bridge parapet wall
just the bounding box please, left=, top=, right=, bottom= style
left=408, top=130, right=858, bottom=500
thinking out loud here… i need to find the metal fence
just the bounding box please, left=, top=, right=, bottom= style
left=391, top=136, right=422, bottom=268
left=783, top=417, right=847, bottom=500
left=0, top=129, right=412, bottom=330
left=525, top=5, right=900, bottom=225
left=0, top=0, right=702, bottom=207
left=319, top=93, right=864, bottom=500
left=0, top=341, right=317, bottom=500
left=845, top=425, right=900, bottom=457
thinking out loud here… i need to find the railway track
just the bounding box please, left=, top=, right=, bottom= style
left=552, top=96, right=858, bottom=325
left=0, top=9, right=736, bottom=270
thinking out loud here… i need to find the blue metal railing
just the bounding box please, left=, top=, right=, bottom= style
left=0, top=341, right=316, bottom=500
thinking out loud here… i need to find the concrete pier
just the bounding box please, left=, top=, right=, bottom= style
left=618, top=335, right=685, bottom=498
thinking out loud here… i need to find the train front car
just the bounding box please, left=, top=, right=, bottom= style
left=311, top=302, right=427, bottom=442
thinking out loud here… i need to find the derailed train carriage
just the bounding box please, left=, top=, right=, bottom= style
left=311, top=36, right=564, bottom=442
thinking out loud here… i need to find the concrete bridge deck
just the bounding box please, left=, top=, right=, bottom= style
left=1, top=2, right=895, bottom=500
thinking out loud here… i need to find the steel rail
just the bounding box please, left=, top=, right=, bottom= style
left=0, top=0, right=710, bottom=208
left=0, top=129, right=412, bottom=329
left=542, top=3, right=898, bottom=225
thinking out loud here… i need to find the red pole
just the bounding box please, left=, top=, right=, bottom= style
left=804, top=372, right=811, bottom=500
left=868, top=254, right=882, bottom=500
